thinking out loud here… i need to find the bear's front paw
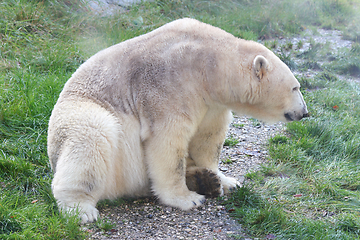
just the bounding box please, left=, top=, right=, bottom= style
left=160, top=190, right=206, bottom=211
left=186, top=167, right=223, bottom=198
left=217, top=173, right=241, bottom=194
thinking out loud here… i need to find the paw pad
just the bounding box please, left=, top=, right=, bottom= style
left=186, top=168, right=222, bottom=198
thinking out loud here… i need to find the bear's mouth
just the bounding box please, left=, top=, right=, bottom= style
left=284, top=112, right=310, bottom=122
left=284, top=113, right=294, bottom=121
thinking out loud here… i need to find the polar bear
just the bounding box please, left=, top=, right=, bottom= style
left=47, top=18, right=308, bottom=223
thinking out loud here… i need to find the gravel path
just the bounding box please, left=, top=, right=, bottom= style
left=85, top=116, right=284, bottom=239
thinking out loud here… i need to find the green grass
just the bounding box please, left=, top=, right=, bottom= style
left=325, top=43, right=360, bottom=77
left=222, top=158, right=233, bottom=164
left=224, top=136, right=240, bottom=147
left=1, top=0, right=360, bottom=238
left=0, top=0, right=89, bottom=238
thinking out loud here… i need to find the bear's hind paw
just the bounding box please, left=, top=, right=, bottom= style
left=79, top=204, right=99, bottom=224
left=160, top=191, right=206, bottom=211
left=59, top=202, right=99, bottom=224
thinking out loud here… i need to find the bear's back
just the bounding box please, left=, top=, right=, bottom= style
left=56, top=18, right=240, bottom=116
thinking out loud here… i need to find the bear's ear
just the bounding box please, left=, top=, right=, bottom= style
left=253, top=55, right=269, bottom=81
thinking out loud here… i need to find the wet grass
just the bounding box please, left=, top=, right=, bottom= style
left=325, top=43, right=360, bottom=77
left=1, top=0, right=360, bottom=238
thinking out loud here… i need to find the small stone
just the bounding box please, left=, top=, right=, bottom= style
left=220, top=167, right=228, bottom=172
left=216, top=206, right=224, bottom=211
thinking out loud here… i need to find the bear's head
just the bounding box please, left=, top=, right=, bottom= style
left=230, top=50, right=309, bottom=123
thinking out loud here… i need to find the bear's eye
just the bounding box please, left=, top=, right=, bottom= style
left=292, top=87, right=299, bottom=92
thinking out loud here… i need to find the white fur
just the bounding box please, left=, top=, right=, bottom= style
left=48, top=18, right=308, bottom=223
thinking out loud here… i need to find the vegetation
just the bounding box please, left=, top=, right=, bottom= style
left=1, top=0, right=360, bottom=238
left=224, top=136, right=240, bottom=147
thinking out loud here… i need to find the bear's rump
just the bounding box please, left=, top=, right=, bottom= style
left=49, top=99, right=150, bottom=201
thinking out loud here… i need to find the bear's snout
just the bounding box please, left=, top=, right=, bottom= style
left=284, top=111, right=309, bottom=122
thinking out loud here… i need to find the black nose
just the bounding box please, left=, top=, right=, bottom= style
left=303, top=113, right=310, bottom=118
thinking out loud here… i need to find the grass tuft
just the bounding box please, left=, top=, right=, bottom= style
left=224, top=136, right=240, bottom=147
